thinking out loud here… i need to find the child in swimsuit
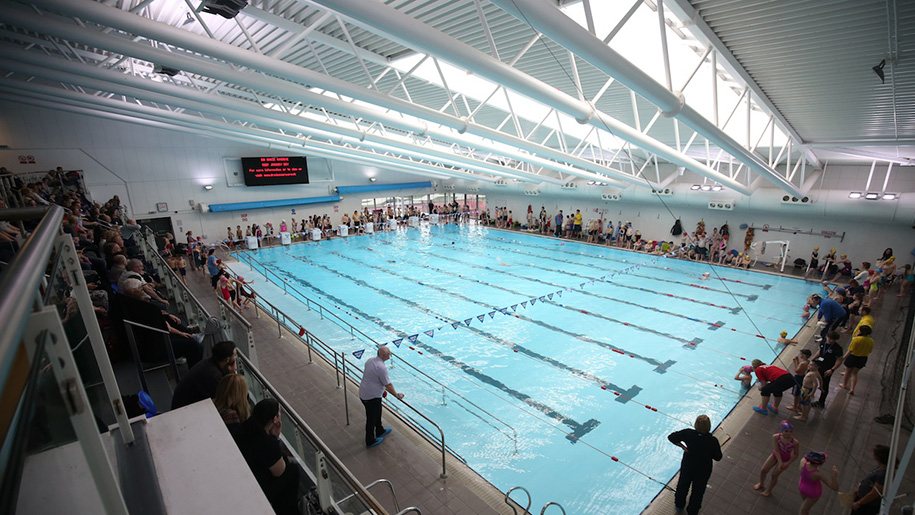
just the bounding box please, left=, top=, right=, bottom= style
left=753, top=420, right=799, bottom=497
left=798, top=451, right=839, bottom=515
left=734, top=364, right=754, bottom=389
left=786, top=350, right=811, bottom=413
left=793, top=362, right=823, bottom=422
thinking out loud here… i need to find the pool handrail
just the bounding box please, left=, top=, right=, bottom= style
left=233, top=252, right=519, bottom=453
left=236, top=252, right=378, bottom=342
left=239, top=284, right=455, bottom=477
left=339, top=352, right=449, bottom=479
left=235, top=351, right=389, bottom=514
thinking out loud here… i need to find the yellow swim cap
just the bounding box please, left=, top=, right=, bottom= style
left=887, top=256, right=896, bottom=264
left=814, top=247, right=819, bottom=250
left=830, top=248, right=836, bottom=253
left=780, top=331, right=788, bottom=338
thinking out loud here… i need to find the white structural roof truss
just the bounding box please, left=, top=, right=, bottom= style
left=0, top=0, right=911, bottom=196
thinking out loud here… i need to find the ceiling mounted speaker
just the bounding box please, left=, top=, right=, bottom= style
left=524, top=189, right=541, bottom=196
left=781, top=195, right=813, bottom=205
left=561, top=182, right=579, bottom=189
left=708, top=200, right=734, bottom=211
left=601, top=191, right=622, bottom=201
left=494, top=179, right=508, bottom=186
left=651, top=188, right=673, bottom=196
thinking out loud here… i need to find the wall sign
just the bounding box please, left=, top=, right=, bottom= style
left=156, top=202, right=168, bottom=212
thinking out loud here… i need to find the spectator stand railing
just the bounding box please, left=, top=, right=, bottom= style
left=237, top=352, right=417, bottom=515
left=235, top=251, right=370, bottom=341
left=131, top=242, right=400, bottom=514
left=136, top=228, right=258, bottom=367
left=236, top=278, right=457, bottom=479
left=232, top=252, right=519, bottom=468
left=215, top=295, right=258, bottom=365
left=0, top=205, right=132, bottom=514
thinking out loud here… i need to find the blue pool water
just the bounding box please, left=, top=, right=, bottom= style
left=235, top=224, right=820, bottom=514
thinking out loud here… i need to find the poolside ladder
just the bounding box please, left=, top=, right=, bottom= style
left=505, top=486, right=567, bottom=514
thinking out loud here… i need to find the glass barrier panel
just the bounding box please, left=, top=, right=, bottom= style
left=44, top=257, right=112, bottom=423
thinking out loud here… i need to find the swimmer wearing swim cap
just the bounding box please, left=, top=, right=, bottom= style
left=735, top=364, right=754, bottom=388
left=778, top=331, right=798, bottom=345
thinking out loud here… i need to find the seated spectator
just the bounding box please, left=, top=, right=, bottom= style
left=234, top=399, right=300, bottom=515
left=119, top=259, right=169, bottom=310
left=213, top=373, right=250, bottom=425
left=118, top=290, right=203, bottom=368
left=171, top=341, right=237, bottom=410
left=108, top=254, right=128, bottom=285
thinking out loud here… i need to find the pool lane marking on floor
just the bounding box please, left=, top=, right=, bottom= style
left=494, top=235, right=774, bottom=290
left=414, top=235, right=747, bottom=314
left=267, top=245, right=727, bottom=487
left=356, top=251, right=752, bottom=389
left=283, top=251, right=741, bottom=429
left=474, top=236, right=761, bottom=301
left=278, top=254, right=606, bottom=443
left=375, top=246, right=770, bottom=360
left=274, top=256, right=724, bottom=439
left=418, top=244, right=747, bottom=331
left=402, top=250, right=731, bottom=335
left=303, top=250, right=645, bottom=395
left=372, top=231, right=799, bottom=332
left=329, top=250, right=677, bottom=373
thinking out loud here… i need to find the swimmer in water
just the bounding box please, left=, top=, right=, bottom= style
left=735, top=364, right=754, bottom=389
left=778, top=331, right=799, bottom=345
left=700, top=272, right=711, bottom=280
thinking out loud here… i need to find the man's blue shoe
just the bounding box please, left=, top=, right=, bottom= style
left=752, top=406, right=768, bottom=415
left=367, top=437, right=384, bottom=448
left=378, top=428, right=392, bottom=438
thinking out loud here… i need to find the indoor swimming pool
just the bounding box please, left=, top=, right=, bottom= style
left=233, top=224, right=822, bottom=514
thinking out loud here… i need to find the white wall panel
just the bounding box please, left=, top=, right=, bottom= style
left=1, top=99, right=911, bottom=268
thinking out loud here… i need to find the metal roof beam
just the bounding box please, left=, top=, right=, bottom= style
left=7, top=0, right=630, bottom=187
left=309, top=0, right=753, bottom=195
left=489, top=0, right=803, bottom=197
left=664, top=0, right=822, bottom=170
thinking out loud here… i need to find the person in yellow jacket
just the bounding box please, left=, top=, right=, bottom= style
left=836, top=325, right=874, bottom=395
left=573, top=209, right=583, bottom=239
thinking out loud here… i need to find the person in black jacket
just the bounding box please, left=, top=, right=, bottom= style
left=668, top=414, right=723, bottom=514
left=170, top=341, right=237, bottom=410
left=234, top=399, right=300, bottom=515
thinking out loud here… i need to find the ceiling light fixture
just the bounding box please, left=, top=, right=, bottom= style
left=848, top=192, right=862, bottom=199
left=865, top=192, right=880, bottom=200
left=873, top=59, right=886, bottom=84
left=369, top=177, right=377, bottom=182
left=203, top=184, right=213, bottom=191
left=690, top=185, right=701, bottom=190
left=882, top=193, right=897, bottom=200
left=711, top=185, right=723, bottom=191
left=700, top=185, right=712, bottom=191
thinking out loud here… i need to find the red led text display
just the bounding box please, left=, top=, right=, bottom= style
left=241, top=156, right=309, bottom=186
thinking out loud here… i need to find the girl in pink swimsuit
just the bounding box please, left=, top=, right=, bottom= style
left=753, top=420, right=799, bottom=496
left=798, top=451, right=839, bottom=515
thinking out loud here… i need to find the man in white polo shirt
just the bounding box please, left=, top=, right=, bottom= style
left=358, top=346, right=404, bottom=448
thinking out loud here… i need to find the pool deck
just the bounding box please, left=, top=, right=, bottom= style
left=192, top=226, right=914, bottom=514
